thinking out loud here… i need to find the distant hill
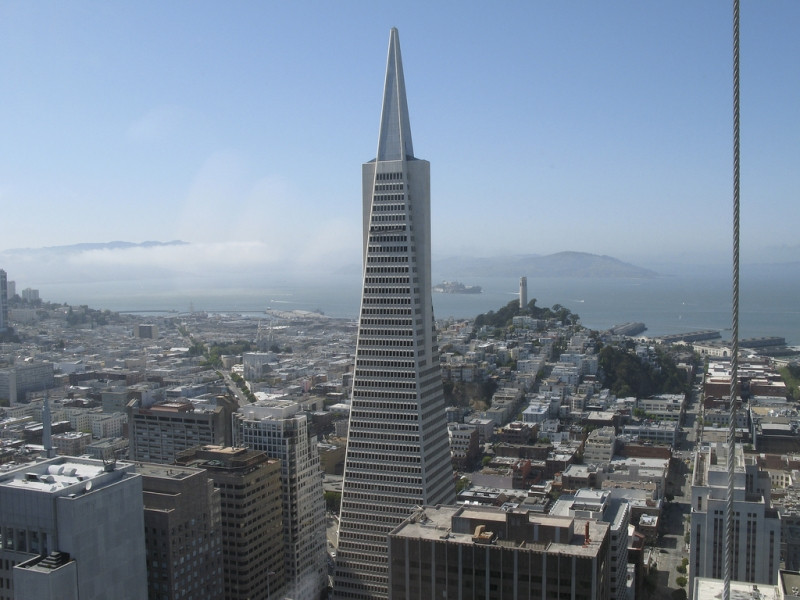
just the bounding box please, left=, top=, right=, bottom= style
left=3, top=240, right=188, bottom=255
left=434, top=251, right=658, bottom=278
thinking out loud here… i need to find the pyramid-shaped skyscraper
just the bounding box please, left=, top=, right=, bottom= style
left=334, top=28, right=455, bottom=599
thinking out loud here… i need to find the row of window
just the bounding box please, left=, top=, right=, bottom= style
left=363, top=276, right=409, bottom=285
left=354, top=382, right=418, bottom=391
left=348, top=430, right=419, bottom=443
left=353, top=390, right=419, bottom=400
left=348, top=452, right=420, bottom=474
left=360, top=308, right=412, bottom=317
left=366, top=255, right=410, bottom=264
left=355, top=368, right=417, bottom=379
left=375, top=172, right=402, bottom=181
left=350, top=411, right=419, bottom=422
left=373, top=193, right=404, bottom=201
left=371, top=204, right=407, bottom=213
left=349, top=419, right=420, bottom=431
left=364, top=265, right=409, bottom=274
left=355, top=359, right=415, bottom=369
left=359, top=318, right=412, bottom=327
left=366, top=245, right=408, bottom=255
left=347, top=439, right=418, bottom=451
left=373, top=182, right=404, bottom=190
left=361, top=297, right=412, bottom=307
left=357, top=338, right=414, bottom=348
left=369, top=225, right=409, bottom=234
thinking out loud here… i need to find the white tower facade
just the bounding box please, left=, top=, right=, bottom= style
left=519, top=276, right=528, bottom=309
left=334, top=28, right=455, bottom=600
left=689, top=443, right=780, bottom=593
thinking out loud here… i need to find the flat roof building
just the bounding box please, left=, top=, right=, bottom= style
left=0, top=456, right=147, bottom=600
left=139, top=462, right=224, bottom=600
left=388, top=504, right=610, bottom=600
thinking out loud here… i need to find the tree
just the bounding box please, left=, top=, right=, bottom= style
left=324, top=491, right=341, bottom=513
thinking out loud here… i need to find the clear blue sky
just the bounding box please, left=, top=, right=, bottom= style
left=1, top=1, right=798, bottom=280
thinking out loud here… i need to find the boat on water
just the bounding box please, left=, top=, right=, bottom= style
left=432, top=281, right=482, bottom=294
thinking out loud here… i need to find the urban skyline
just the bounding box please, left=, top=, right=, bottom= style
left=1, top=2, right=799, bottom=281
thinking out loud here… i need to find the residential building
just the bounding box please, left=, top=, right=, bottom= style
left=0, top=456, right=147, bottom=600
left=20, top=288, right=38, bottom=303
left=388, top=504, right=610, bottom=600
left=175, top=446, right=284, bottom=600
left=233, top=400, right=327, bottom=600
left=584, top=426, right=617, bottom=466
left=447, top=422, right=479, bottom=468
left=139, top=462, right=224, bottom=600
left=336, top=29, right=455, bottom=599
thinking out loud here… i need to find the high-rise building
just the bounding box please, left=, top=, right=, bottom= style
left=690, top=443, right=781, bottom=592
left=233, top=400, right=327, bottom=600
left=0, top=269, right=8, bottom=332
left=175, top=446, right=284, bottom=600
left=139, top=462, right=224, bottom=600
left=335, top=28, right=455, bottom=599
left=519, top=276, right=528, bottom=309
left=388, top=504, right=610, bottom=600
left=127, top=397, right=235, bottom=464
left=0, top=456, right=148, bottom=600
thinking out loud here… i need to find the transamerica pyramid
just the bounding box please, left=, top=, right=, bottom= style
left=334, top=28, right=455, bottom=600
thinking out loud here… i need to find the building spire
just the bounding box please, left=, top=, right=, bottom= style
left=376, top=27, right=414, bottom=162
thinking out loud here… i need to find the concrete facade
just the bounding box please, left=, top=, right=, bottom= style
left=0, top=456, right=147, bottom=600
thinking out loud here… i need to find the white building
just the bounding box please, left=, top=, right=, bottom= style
left=583, top=426, right=617, bottom=465
left=0, top=456, right=147, bottom=600
left=689, top=443, right=781, bottom=594
left=551, top=489, right=630, bottom=600
left=336, top=28, right=455, bottom=600
left=233, top=400, right=327, bottom=600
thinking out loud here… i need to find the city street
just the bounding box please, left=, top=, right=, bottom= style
left=648, top=376, right=702, bottom=599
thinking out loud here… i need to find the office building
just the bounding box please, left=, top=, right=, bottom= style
left=690, top=443, right=781, bottom=593
left=175, top=446, right=284, bottom=600
left=0, top=456, right=147, bottom=600
left=0, top=362, right=55, bottom=404
left=139, top=462, right=224, bottom=600
left=335, top=28, right=455, bottom=599
left=233, top=400, right=327, bottom=600
left=388, top=504, right=610, bottom=600
left=0, top=270, right=7, bottom=332
left=134, top=323, right=158, bottom=339
left=127, top=397, right=234, bottom=464
left=551, top=489, right=630, bottom=600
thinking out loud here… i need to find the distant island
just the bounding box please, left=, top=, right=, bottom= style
left=433, top=281, right=482, bottom=294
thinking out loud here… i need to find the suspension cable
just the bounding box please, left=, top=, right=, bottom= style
left=723, top=0, right=741, bottom=598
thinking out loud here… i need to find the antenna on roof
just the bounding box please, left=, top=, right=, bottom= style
left=43, top=390, right=55, bottom=459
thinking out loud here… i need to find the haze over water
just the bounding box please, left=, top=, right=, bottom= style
left=40, top=269, right=800, bottom=347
